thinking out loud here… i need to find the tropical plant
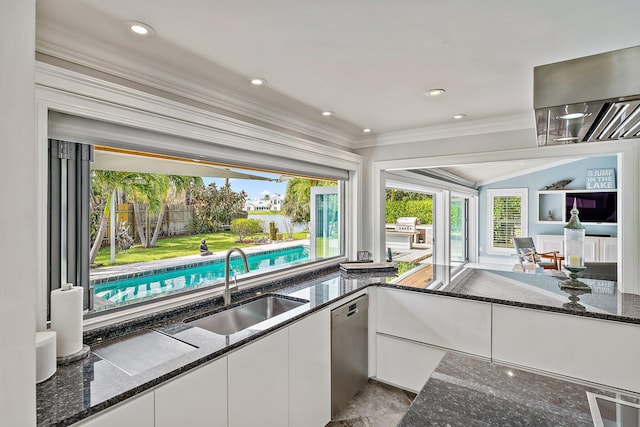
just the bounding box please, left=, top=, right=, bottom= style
left=385, top=189, right=433, bottom=224
left=282, top=177, right=336, bottom=224
left=89, top=170, right=157, bottom=263
left=231, top=218, right=264, bottom=242
left=129, top=174, right=165, bottom=248
left=190, top=182, right=247, bottom=233
left=148, top=175, right=203, bottom=247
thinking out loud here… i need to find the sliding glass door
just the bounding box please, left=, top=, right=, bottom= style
left=450, top=195, right=468, bottom=264
left=310, top=185, right=341, bottom=259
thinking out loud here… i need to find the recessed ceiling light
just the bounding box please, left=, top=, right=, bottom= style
left=250, top=77, right=267, bottom=86
left=557, top=112, right=590, bottom=120
left=452, top=114, right=467, bottom=120
left=126, top=21, right=155, bottom=37
left=425, top=88, right=446, bottom=97
left=363, top=128, right=372, bottom=133
left=322, top=111, right=334, bottom=117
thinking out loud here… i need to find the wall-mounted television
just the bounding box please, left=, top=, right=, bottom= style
left=565, top=191, right=617, bottom=224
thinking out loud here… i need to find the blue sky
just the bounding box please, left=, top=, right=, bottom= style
left=202, top=176, right=287, bottom=200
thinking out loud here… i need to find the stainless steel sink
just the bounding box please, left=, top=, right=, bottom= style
left=187, top=295, right=308, bottom=335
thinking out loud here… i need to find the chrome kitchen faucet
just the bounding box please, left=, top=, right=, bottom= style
left=224, top=248, right=249, bottom=306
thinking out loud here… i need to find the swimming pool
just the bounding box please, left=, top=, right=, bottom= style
left=93, top=246, right=310, bottom=305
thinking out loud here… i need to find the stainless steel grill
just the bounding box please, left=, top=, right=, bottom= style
left=394, top=217, right=419, bottom=232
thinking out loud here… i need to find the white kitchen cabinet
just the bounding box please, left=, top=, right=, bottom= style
left=377, top=288, right=491, bottom=358
left=600, top=237, right=618, bottom=262
left=155, top=357, right=227, bottom=427
left=228, top=328, right=289, bottom=427
left=376, top=334, right=445, bottom=393
left=535, top=234, right=564, bottom=254
left=289, top=309, right=331, bottom=427
left=74, top=392, right=154, bottom=427
left=492, top=305, right=640, bottom=393
left=536, top=235, right=618, bottom=263
left=584, top=236, right=599, bottom=262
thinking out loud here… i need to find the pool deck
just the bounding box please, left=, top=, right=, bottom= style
left=90, top=240, right=309, bottom=282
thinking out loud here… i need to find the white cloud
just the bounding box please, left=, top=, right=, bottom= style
left=260, top=190, right=271, bottom=198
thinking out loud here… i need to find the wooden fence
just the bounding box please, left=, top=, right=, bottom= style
left=103, top=204, right=195, bottom=243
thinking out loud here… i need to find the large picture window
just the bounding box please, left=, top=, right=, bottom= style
left=48, top=140, right=346, bottom=315
left=488, top=188, right=528, bottom=254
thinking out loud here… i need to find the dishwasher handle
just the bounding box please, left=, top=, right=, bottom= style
left=331, top=294, right=369, bottom=328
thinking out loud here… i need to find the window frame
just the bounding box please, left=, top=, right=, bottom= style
left=68, top=146, right=348, bottom=316
left=487, top=188, right=528, bottom=255
left=36, top=62, right=361, bottom=329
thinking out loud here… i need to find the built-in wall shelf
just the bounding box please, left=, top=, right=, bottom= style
left=537, top=190, right=565, bottom=224
left=536, top=189, right=617, bottom=225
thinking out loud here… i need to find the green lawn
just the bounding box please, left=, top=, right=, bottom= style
left=246, top=210, right=283, bottom=215
left=397, top=261, right=420, bottom=275
left=94, top=231, right=308, bottom=267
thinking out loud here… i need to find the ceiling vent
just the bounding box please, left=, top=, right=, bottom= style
left=534, top=45, right=640, bottom=146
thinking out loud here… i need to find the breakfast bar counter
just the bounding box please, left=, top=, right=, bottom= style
left=399, top=351, right=639, bottom=427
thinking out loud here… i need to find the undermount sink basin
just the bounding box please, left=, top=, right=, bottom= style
left=187, top=295, right=308, bottom=335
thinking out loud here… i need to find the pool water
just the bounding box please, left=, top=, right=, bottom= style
left=94, top=246, right=310, bottom=304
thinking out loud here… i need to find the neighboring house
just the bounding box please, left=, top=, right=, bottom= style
left=244, top=194, right=283, bottom=211
left=270, top=193, right=283, bottom=211
left=244, top=198, right=271, bottom=211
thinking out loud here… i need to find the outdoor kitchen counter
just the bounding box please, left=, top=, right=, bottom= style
left=398, top=351, right=638, bottom=427
left=36, top=267, right=395, bottom=426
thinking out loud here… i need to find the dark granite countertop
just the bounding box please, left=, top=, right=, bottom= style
left=384, top=264, right=640, bottom=324
left=399, top=352, right=640, bottom=427
left=37, top=267, right=395, bottom=426
left=37, top=262, right=640, bottom=426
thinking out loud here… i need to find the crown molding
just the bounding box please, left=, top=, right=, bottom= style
left=36, top=23, right=361, bottom=150
left=35, top=62, right=362, bottom=173
left=353, top=113, right=535, bottom=149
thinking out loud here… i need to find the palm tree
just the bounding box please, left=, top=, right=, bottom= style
left=129, top=174, right=165, bottom=248
left=89, top=170, right=153, bottom=263
left=148, top=175, right=203, bottom=247
left=283, top=177, right=335, bottom=224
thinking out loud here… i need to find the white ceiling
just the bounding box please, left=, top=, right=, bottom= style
left=36, top=0, right=640, bottom=141
left=436, top=157, right=585, bottom=188
left=35, top=2, right=639, bottom=186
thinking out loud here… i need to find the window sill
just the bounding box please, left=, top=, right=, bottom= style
left=83, top=256, right=346, bottom=331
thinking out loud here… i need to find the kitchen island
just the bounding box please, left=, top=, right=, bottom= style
left=445, top=266, right=640, bottom=322
left=399, top=351, right=639, bottom=427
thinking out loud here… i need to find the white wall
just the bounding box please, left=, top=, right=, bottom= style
left=0, top=1, right=37, bottom=425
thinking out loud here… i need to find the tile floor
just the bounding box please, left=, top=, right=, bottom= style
left=326, top=380, right=416, bottom=427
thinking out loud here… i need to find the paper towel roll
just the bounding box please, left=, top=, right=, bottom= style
left=50, top=285, right=83, bottom=358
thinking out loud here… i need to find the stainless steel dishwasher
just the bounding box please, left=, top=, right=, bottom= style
left=331, top=294, right=369, bottom=416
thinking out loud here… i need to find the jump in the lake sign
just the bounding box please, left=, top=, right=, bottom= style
left=586, top=168, right=616, bottom=189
